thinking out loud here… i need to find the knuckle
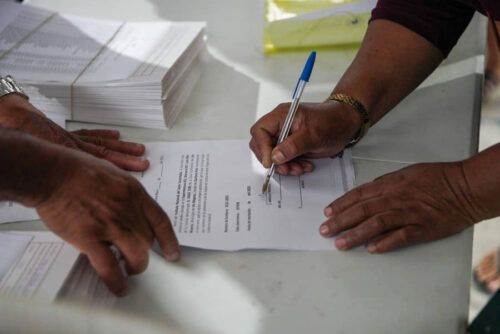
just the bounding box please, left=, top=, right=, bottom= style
left=249, top=124, right=257, bottom=136
left=248, top=139, right=257, bottom=153
left=97, top=145, right=110, bottom=157
left=331, top=215, right=345, bottom=231
left=373, top=215, right=387, bottom=231
left=349, top=188, right=363, bottom=202
left=116, top=220, right=135, bottom=236
left=94, top=136, right=104, bottom=147
left=308, top=128, right=324, bottom=147
left=283, top=141, right=298, bottom=157
left=63, top=139, right=78, bottom=149
left=346, top=230, right=360, bottom=243
left=277, top=102, right=290, bottom=110
left=126, top=178, right=143, bottom=195
left=151, top=214, right=169, bottom=231
left=99, top=265, right=118, bottom=280
left=130, top=250, right=149, bottom=274
left=359, top=201, right=370, bottom=218
left=396, top=230, right=411, bottom=244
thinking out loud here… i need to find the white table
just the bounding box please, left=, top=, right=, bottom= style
left=3, top=1, right=485, bottom=333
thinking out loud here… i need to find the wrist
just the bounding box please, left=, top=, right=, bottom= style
left=322, top=99, right=364, bottom=148
left=446, top=161, right=486, bottom=224
left=460, top=144, right=500, bottom=221
left=0, top=129, right=70, bottom=207
left=324, top=93, right=371, bottom=148
left=0, top=94, right=45, bottom=129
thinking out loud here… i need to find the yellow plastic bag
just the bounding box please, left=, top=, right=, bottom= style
left=264, top=0, right=376, bottom=53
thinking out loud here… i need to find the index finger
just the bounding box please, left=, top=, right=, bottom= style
left=142, top=195, right=180, bottom=262
left=324, top=181, right=384, bottom=217
left=249, top=128, right=274, bottom=168
left=85, top=243, right=127, bottom=296
left=77, top=140, right=150, bottom=171
left=71, top=129, right=121, bottom=140
left=250, top=105, right=289, bottom=167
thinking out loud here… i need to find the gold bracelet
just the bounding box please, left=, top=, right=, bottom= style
left=325, top=93, right=370, bottom=147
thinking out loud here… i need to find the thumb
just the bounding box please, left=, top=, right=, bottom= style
left=272, top=129, right=314, bottom=164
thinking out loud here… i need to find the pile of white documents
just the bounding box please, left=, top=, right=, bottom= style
left=0, top=231, right=115, bottom=305
left=0, top=2, right=206, bottom=128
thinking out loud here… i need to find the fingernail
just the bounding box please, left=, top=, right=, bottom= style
left=319, top=224, right=330, bottom=236
left=336, top=238, right=347, bottom=250
left=324, top=207, right=333, bottom=217
left=272, top=150, right=286, bottom=164
left=367, top=244, right=377, bottom=253
left=166, top=251, right=180, bottom=262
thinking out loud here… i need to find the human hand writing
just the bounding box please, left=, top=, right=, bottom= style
left=249, top=101, right=361, bottom=176
left=35, top=148, right=180, bottom=296
left=319, top=162, right=480, bottom=253
left=0, top=94, right=148, bottom=171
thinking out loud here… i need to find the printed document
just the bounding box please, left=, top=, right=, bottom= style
left=0, top=2, right=205, bottom=129
left=0, top=231, right=115, bottom=304
left=138, top=139, right=354, bottom=251
left=0, top=232, right=79, bottom=301
left=0, top=232, right=32, bottom=281
left=57, top=256, right=116, bottom=306
left=0, top=139, right=355, bottom=251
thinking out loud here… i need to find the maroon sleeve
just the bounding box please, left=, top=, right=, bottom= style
left=371, top=0, right=476, bottom=57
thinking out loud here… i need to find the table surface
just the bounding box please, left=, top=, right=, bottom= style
left=3, top=1, right=485, bottom=333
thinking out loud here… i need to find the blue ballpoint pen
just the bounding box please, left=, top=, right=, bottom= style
left=262, top=51, right=316, bottom=193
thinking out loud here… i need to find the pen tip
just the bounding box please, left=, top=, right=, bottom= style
left=262, top=179, right=269, bottom=194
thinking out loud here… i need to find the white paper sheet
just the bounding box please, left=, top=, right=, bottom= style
left=0, top=232, right=32, bottom=281
left=0, top=202, right=38, bottom=224
left=77, top=22, right=204, bottom=83
left=137, top=139, right=355, bottom=251
left=0, top=4, right=54, bottom=58
left=0, top=9, right=121, bottom=83
left=0, top=232, right=79, bottom=302
left=57, top=254, right=117, bottom=307
left=0, top=1, right=23, bottom=35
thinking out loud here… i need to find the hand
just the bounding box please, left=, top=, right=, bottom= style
left=35, top=149, right=180, bottom=296
left=319, top=162, right=479, bottom=253
left=249, top=101, right=361, bottom=176
left=0, top=95, right=148, bottom=171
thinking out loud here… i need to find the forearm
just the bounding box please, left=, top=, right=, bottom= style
left=332, top=19, right=444, bottom=124
left=0, top=128, right=65, bottom=207
left=462, top=144, right=500, bottom=221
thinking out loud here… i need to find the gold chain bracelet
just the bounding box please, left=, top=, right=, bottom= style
left=325, top=93, right=370, bottom=148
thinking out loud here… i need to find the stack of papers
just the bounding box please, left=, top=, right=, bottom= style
left=0, top=2, right=206, bottom=128
left=0, top=231, right=115, bottom=305
left=0, top=233, right=32, bottom=282
left=0, top=232, right=79, bottom=301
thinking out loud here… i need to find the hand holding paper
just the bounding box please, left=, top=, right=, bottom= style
left=0, top=95, right=148, bottom=171
left=36, top=147, right=180, bottom=295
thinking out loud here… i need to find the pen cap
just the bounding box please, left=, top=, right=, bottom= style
left=299, top=51, right=316, bottom=82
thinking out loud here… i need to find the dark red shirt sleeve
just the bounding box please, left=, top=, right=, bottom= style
left=371, top=0, right=476, bottom=57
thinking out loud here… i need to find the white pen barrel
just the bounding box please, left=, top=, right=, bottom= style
left=278, top=80, right=307, bottom=144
